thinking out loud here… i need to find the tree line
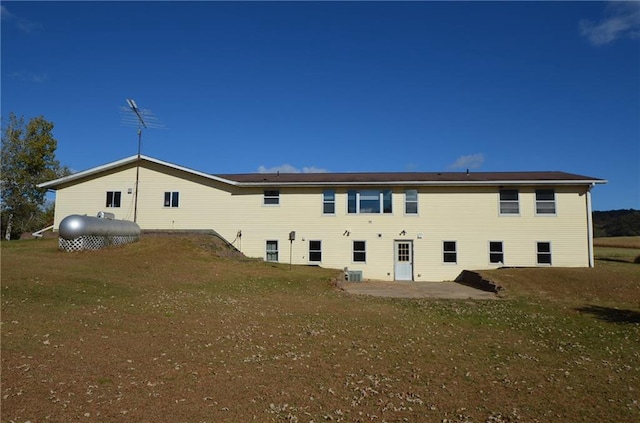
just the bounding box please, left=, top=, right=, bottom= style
left=593, top=209, right=640, bottom=237
left=1, top=113, right=69, bottom=240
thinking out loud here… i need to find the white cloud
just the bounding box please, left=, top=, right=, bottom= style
left=257, top=164, right=328, bottom=174
left=11, top=71, right=48, bottom=83
left=0, top=5, right=14, bottom=20
left=448, top=153, right=484, bottom=170
left=1, top=5, right=42, bottom=33
left=580, top=1, right=640, bottom=46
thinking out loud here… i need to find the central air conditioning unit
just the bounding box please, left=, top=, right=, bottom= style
left=346, top=270, right=363, bottom=282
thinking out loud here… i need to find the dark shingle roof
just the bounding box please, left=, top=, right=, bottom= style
left=214, top=171, right=605, bottom=185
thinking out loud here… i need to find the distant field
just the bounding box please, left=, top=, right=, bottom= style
left=2, top=235, right=639, bottom=422
left=594, top=236, right=640, bottom=263
left=593, top=236, right=640, bottom=249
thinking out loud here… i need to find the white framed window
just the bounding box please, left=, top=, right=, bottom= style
left=106, top=191, right=121, bottom=208
left=443, top=241, right=457, bottom=264
left=323, top=190, right=335, bottom=214
left=489, top=241, right=504, bottom=264
left=264, top=190, right=280, bottom=206
left=537, top=242, right=552, bottom=265
left=164, top=191, right=179, bottom=208
left=347, top=190, right=392, bottom=214
left=536, top=189, right=556, bottom=215
left=499, top=189, right=519, bottom=215
left=309, top=240, right=322, bottom=262
left=266, top=240, right=278, bottom=262
left=405, top=189, right=418, bottom=215
left=353, top=241, right=366, bottom=262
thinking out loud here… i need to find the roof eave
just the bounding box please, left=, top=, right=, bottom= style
left=232, top=179, right=607, bottom=188
left=38, top=155, right=240, bottom=189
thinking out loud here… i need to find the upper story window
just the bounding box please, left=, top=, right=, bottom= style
left=536, top=189, right=556, bottom=214
left=405, top=189, right=418, bottom=215
left=106, top=191, right=121, bottom=208
left=499, top=189, right=519, bottom=215
left=264, top=190, right=280, bottom=206
left=347, top=190, right=392, bottom=214
left=323, top=190, right=335, bottom=214
left=164, top=191, right=179, bottom=208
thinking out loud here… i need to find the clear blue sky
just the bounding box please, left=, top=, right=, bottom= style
left=2, top=1, right=638, bottom=211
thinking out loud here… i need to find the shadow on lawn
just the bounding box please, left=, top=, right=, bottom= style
left=576, top=305, right=640, bottom=324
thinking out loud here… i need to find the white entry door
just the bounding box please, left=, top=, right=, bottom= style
left=394, top=241, right=413, bottom=281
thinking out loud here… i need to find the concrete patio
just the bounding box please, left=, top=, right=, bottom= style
left=339, top=280, right=499, bottom=299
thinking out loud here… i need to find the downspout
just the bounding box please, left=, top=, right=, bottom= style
left=586, top=183, right=595, bottom=267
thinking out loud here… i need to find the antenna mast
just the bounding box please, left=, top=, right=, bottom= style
left=122, top=99, right=162, bottom=223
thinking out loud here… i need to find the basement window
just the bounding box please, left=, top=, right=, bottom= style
left=537, top=242, right=552, bottom=265
left=489, top=241, right=504, bottom=265
left=266, top=240, right=278, bottom=262
left=353, top=241, right=366, bottom=262
left=443, top=241, right=457, bottom=263
left=309, top=240, right=322, bottom=262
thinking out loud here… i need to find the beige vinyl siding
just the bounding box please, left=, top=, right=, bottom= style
left=52, top=165, right=140, bottom=225
left=51, top=161, right=593, bottom=281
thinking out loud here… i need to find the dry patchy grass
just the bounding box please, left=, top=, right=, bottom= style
left=2, top=235, right=639, bottom=422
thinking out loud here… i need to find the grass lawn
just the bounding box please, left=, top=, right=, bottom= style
left=2, top=235, right=639, bottom=422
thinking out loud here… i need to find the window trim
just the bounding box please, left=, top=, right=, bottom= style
left=405, top=189, right=418, bottom=215
left=535, top=189, right=556, bottom=215
left=263, top=190, right=280, bottom=206
left=347, top=189, right=392, bottom=214
left=163, top=191, right=180, bottom=208
left=309, top=240, right=322, bottom=263
left=352, top=240, right=366, bottom=263
left=266, top=240, right=279, bottom=262
left=489, top=241, right=504, bottom=265
left=536, top=241, right=552, bottom=265
left=443, top=240, right=457, bottom=264
left=106, top=191, right=122, bottom=208
left=322, top=190, right=335, bottom=215
left=499, top=189, right=520, bottom=215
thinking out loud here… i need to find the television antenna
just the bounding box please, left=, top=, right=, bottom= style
left=121, top=99, right=163, bottom=223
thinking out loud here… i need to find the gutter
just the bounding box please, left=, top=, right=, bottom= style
left=586, top=183, right=595, bottom=267
left=229, top=179, right=608, bottom=188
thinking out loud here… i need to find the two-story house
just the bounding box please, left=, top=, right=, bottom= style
left=39, top=155, right=606, bottom=281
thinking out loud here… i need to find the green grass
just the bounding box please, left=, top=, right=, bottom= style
left=2, top=235, right=639, bottom=422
